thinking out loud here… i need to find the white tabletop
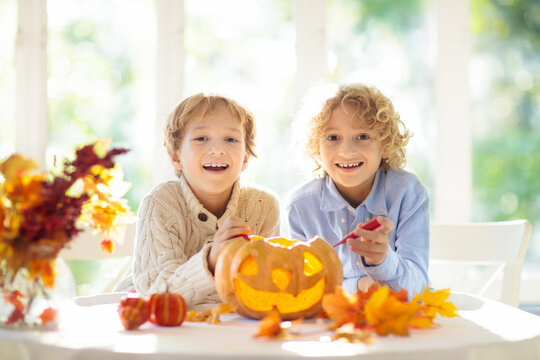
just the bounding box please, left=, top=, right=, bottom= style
left=1, top=292, right=539, bottom=360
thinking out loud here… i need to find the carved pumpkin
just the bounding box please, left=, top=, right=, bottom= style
left=215, top=236, right=343, bottom=320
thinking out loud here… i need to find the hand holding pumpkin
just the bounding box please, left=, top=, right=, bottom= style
left=208, top=215, right=251, bottom=274
left=348, top=216, right=394, bottom=266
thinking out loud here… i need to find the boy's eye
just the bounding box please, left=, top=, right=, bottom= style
left=225, top=137, right=239, bottom=143
left=326, top=135, right=340, bottom=141
left=194, top=136, right=208, bottom=141
left=357, top=134, right=370, bottom=140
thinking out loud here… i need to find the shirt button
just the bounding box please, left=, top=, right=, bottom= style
left=198, top=213, right=208, bottom=222
left=341, top=218, right=345, bottom=223
left=356, top=260, right=363, bottom=266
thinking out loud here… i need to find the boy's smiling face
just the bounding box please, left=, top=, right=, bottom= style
left=318, top=105, right=385, bottom=207
left=171, top=103, right=248, bottom=207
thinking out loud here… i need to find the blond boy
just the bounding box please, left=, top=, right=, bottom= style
left=127, top=93, right=280, bottom=305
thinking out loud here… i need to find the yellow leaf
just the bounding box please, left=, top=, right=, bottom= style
left=365, top=286, right=422, bottom=336
left=92, top=139, right=112, bottom=158
left=417, top=287, right=459, bottom=319
left=208, top=303, right=235, bottom=324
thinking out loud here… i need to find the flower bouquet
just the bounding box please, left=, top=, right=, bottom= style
left=0, top=140, right=133, bottom=328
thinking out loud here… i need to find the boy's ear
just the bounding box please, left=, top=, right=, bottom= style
left=241, top=153, right=249, bottom=171
left=170, top=152, right=183, bottom=171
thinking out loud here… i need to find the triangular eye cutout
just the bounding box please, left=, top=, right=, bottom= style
left=303, top=251, right=324, bottom=276
left=239, top=256, right=257, bottom=275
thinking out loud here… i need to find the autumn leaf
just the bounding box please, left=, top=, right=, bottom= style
left=365, top=286, right=422, bottom=336
left=185, top=304, right=236, bottom=324
left=333, top=322, right=373, bottom=343
left=208, top=303, right=235, bottom=324
left=5, top=307, right=25, bottom=325
left=28, top=259, right=56, bottom=288
left=415, top=286, right=459, bottom=319
left=101, top=239, right=114, bottom=254
left=322, top=286, right=366, bottom=328
left=185, top=310, right=210, bottom=322
left=0, top=154, right=37, bottom=189
left=38, top=307, right=58, bottom=326
left=4, top=290, right=25, bottom=312
left=254, top=310, right=283, bottom=338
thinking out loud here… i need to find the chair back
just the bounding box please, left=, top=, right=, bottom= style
left=59, top=224, right=136, bottom=292
left=429, top=220, right=531, bottom=307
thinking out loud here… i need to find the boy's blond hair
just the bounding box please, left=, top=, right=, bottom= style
left=304, top=83, right=410, bottom=174
left=164, top=93, right=257, bottom=174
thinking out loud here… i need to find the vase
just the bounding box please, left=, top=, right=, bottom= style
left=0, top=258, right=76, bottom=329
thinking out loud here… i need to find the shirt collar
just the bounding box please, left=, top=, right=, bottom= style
left=177, top=171, right=241, bottom=224
left=320, top=170, right=389, bottom=216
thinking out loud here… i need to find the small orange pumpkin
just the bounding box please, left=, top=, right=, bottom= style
left=215, top=236, right=343, bottom=320
left=117, top=294, right=150, bottom=330
left=149, top=290, right=187, bottom=326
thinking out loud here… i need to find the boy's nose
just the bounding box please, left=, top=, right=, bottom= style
left=338, top=138, right=356, bottom=155
left=208, top=140, right=225, bottom=155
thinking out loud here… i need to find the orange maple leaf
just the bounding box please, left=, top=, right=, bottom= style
left=254, top=310, right=283, bottom=338
left=365, top=286, right=422, bottom=336
left=28, top=259, right=56, bottom=288
left=4, top=290, right=25, bottom=312
left=38, top=307, right=58, bottom=326
left=322, top=286, right=366, bottom=328
left=414, top=286, right=459, bottom=319
left=101, top=239, right=114, bottom=254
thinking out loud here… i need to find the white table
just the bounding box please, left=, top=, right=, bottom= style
left=1, top=292, right=539, bottom=360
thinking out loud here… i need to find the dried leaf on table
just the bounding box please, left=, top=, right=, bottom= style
left=253, top=310, right=283, bottom=338
left=322, top=286, right=366, bottom=328
left=333, top=322, right=373, bottom=343
left=414, top=286, right=459, bottom=319
left=185, top=310, right=210, bottom=322
left=208, top=303, right=235, bottom=324
left=364, top=286, right=422, bottom=336
left=185, top=303, right=236, bottom=324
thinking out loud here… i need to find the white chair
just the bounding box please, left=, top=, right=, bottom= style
left=429, top=220, right=531, bottom=307
left=59, top=224, right=136, bottom=293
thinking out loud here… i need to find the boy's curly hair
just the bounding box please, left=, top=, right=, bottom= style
left=164, top=93, right=257, bottom=173
left=303, top=83, right=410, bottom=175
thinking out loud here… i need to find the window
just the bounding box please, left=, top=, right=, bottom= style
left=471, top=0, right=540, bottom=302
left=327, top=0, right=433, bottom=189
left=2, top=0, right=539, bottom=306
left=0, top=0, right=16, bottom=159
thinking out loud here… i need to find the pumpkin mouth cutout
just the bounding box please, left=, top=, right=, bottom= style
left=233, top=277, right=326, bottom=313
left=233, top=251, right=326, bottom=314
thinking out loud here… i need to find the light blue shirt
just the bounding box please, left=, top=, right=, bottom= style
left=286, top=169, right=429, bottom=296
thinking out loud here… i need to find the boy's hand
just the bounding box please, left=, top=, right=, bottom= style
left=207, top=215, right=251, bottom=274
left=347, top=216, right=394, bottom=266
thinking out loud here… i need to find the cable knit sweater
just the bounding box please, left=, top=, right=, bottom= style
left=126, top=173, right=280, bottom=306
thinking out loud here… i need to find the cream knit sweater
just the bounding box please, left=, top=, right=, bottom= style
left=127, top=173, right=280, bottom=306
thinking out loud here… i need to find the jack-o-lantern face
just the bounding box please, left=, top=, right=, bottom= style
left=215, top=236, right=343, bottom=320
